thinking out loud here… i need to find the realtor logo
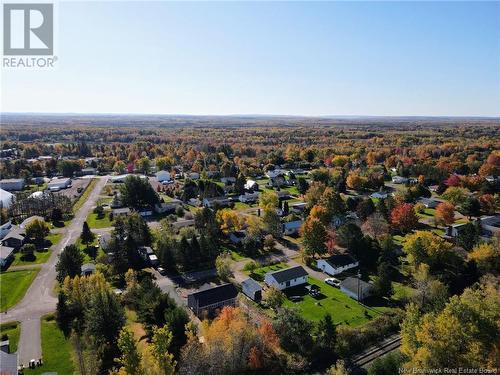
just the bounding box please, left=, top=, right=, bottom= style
left=3, top=3, right=53, bottom=55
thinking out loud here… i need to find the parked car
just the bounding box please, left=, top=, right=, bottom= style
left=77, top=187, right=84, bottom=193
left=325, top=277, right=341, bottom=287
left=157, top=266, right=166, bottom=275
left=289, top=295, right=303, bottom=302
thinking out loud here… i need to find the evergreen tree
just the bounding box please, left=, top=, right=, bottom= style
left=56, top=244, right=84, bottom=282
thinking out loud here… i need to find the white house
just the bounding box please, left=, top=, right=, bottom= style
left=203, top=197, right=231, bottom=208
left=156, top=171, right=171, bottom=182
left=154, top=200, right=182, bottom=214
left=290, top=202, right=306, bottom=213
left=244, top=180, right=258, bottom=191
left=340, top=277, right=373, bottom=301
left=48, top=177, right=71, bottom=191
left=317, top=254, right=359, bottom=276
left=264, top=266, right=308, bottom=290
left=0, top=189, right=15, bottom=209
left=392, top=176, right=408, bottom=184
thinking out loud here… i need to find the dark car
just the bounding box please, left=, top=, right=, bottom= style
left=305, top=284, right=320, bottom=297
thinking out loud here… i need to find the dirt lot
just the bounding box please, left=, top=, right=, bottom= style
left=54, top=178, right=90, bottom=202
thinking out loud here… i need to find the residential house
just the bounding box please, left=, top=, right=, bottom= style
left=187, top=283, right=238, bottom=317
left=81, top=263, right=96, bottom=276
left=267, top=176, right=286, bottom=188
left=478, top=215, right=500, bottom=238
left=317, top=254, right=359, bottom=276
left=282, top=220, right=303, bottom=236
left=221, top=177, right=236, bottom=184
left=203, top=197, right=231, bottom=208
left=1, top=227, right=25, bottom=249
left=276, top=191, right=291, bottom=200
left=340, top=277, right=374, bottom=301
left=265, top=170, right=284, bottom=179
left=244, top=180, right=258, bottom=191
left=154, top=200, right=182, bottom=214
left=188, top=172, right=200, bottom=180
left=138, top=246, right=159, bottom=266
left=290, top=202, right=306, bottom=214
left=238, top=192, right=259, bottom=203
left=391, top=176, right=408, bottom=184
left=264, top=266, right=308, bottom=290
left=0, top=221, right=13, bottom=240
left=229, top=230, right=246, bottom=244
left=0, top=188, right=15, bottom=209
left=0, top=178, right=25, bottom=191
left=48, top=177, right=71, bottom=191
left=370, top=191, right=388, bottom=199
left=80, top=168, right=97, bottom=176
left=419, top=197, right=440, bottom=209
left=242, top=278, right=262, bottom=302
left=156, top=171, right=171, bottom=182
left=0, top=246, right=15, bottom=268
left=99, top=233, right=112, bottom=252
left=0, top=342, right=18, bottom=375
left=113, top=207, right=131, bottom=217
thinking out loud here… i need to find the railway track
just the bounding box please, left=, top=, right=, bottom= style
left=352, top=335, right=402, bottom=368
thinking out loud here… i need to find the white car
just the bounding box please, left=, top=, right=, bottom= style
left=325, top=277, right=341, bottom=287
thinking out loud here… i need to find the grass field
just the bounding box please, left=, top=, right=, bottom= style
left=86, top=211, right=114, bottom=229
left=73, top=178, right=98, bottom=213
left=282, top=277, right=385, bottom=326
left=75, top=238, right=105, bottom=263
left=0, top=321, right=20, bottom=352
left=11, top=233, right=62, bottom=266
left=245, top=262, right=288, bottom=281
left=0, top=269, right=39, bottom=312
left=25, top=315, right=75, bottom=375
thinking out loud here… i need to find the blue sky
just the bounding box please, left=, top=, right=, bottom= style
left=2, top=1, right=499, bottom=116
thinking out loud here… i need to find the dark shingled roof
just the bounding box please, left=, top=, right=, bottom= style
left=242, top=278, right=262, bottom=294
left=189, top=284, right=238, bottom=308
left=324, top=254, right=357, bottom=268
left=267, top=266, right=308, bottom=284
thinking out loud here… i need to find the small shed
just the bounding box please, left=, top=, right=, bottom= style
left=241, top=278, right=262, bottom=302
left=81, top=263, right=96, bottom=276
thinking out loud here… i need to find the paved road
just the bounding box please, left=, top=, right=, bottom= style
left=1, top=176, right=108, bottom=365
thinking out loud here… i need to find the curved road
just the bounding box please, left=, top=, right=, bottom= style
left=1, top=176, right=108, bottom=365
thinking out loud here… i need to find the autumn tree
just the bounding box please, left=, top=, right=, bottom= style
left=435, top=202, right=455, bottom=226
left=469, top=242, right=500, bottom=274
left=361, top=213, right=389, bottom=240
left=263, top=286, right=285, bottom=310
left=115, top=329, right=143, bottom=375
left=25, top=218, right=50, bottom=247
left=400, top=276, right=500, bottom=370
left=301, top=216, right=327, bottom=258
left=403, top=231, right=454, bottom=271
left=390, top=203, right=419, bottom=233
left=215, top=252, right=233, bottom=281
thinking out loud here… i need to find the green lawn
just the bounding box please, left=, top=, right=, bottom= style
left=234, top=201, right=252, bottom=210
left=244, top=262, right=288, bottom=282
left=283, top=277, right=385, bottom=327
left=75, top=238, right=105, bottom=263
left=0, top=321, right=20, bottom=352
left=73, top=178, right=97, bottom=212
left=25, top=315, right=75, bottom=375
left=86, top=211, right=114, bottom=229
left=0, top=269, right=39, bottom=312
left=11, top=233, right=62, bottom=266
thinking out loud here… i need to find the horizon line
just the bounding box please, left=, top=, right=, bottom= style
left=2, top=112, right=500, bottom=120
